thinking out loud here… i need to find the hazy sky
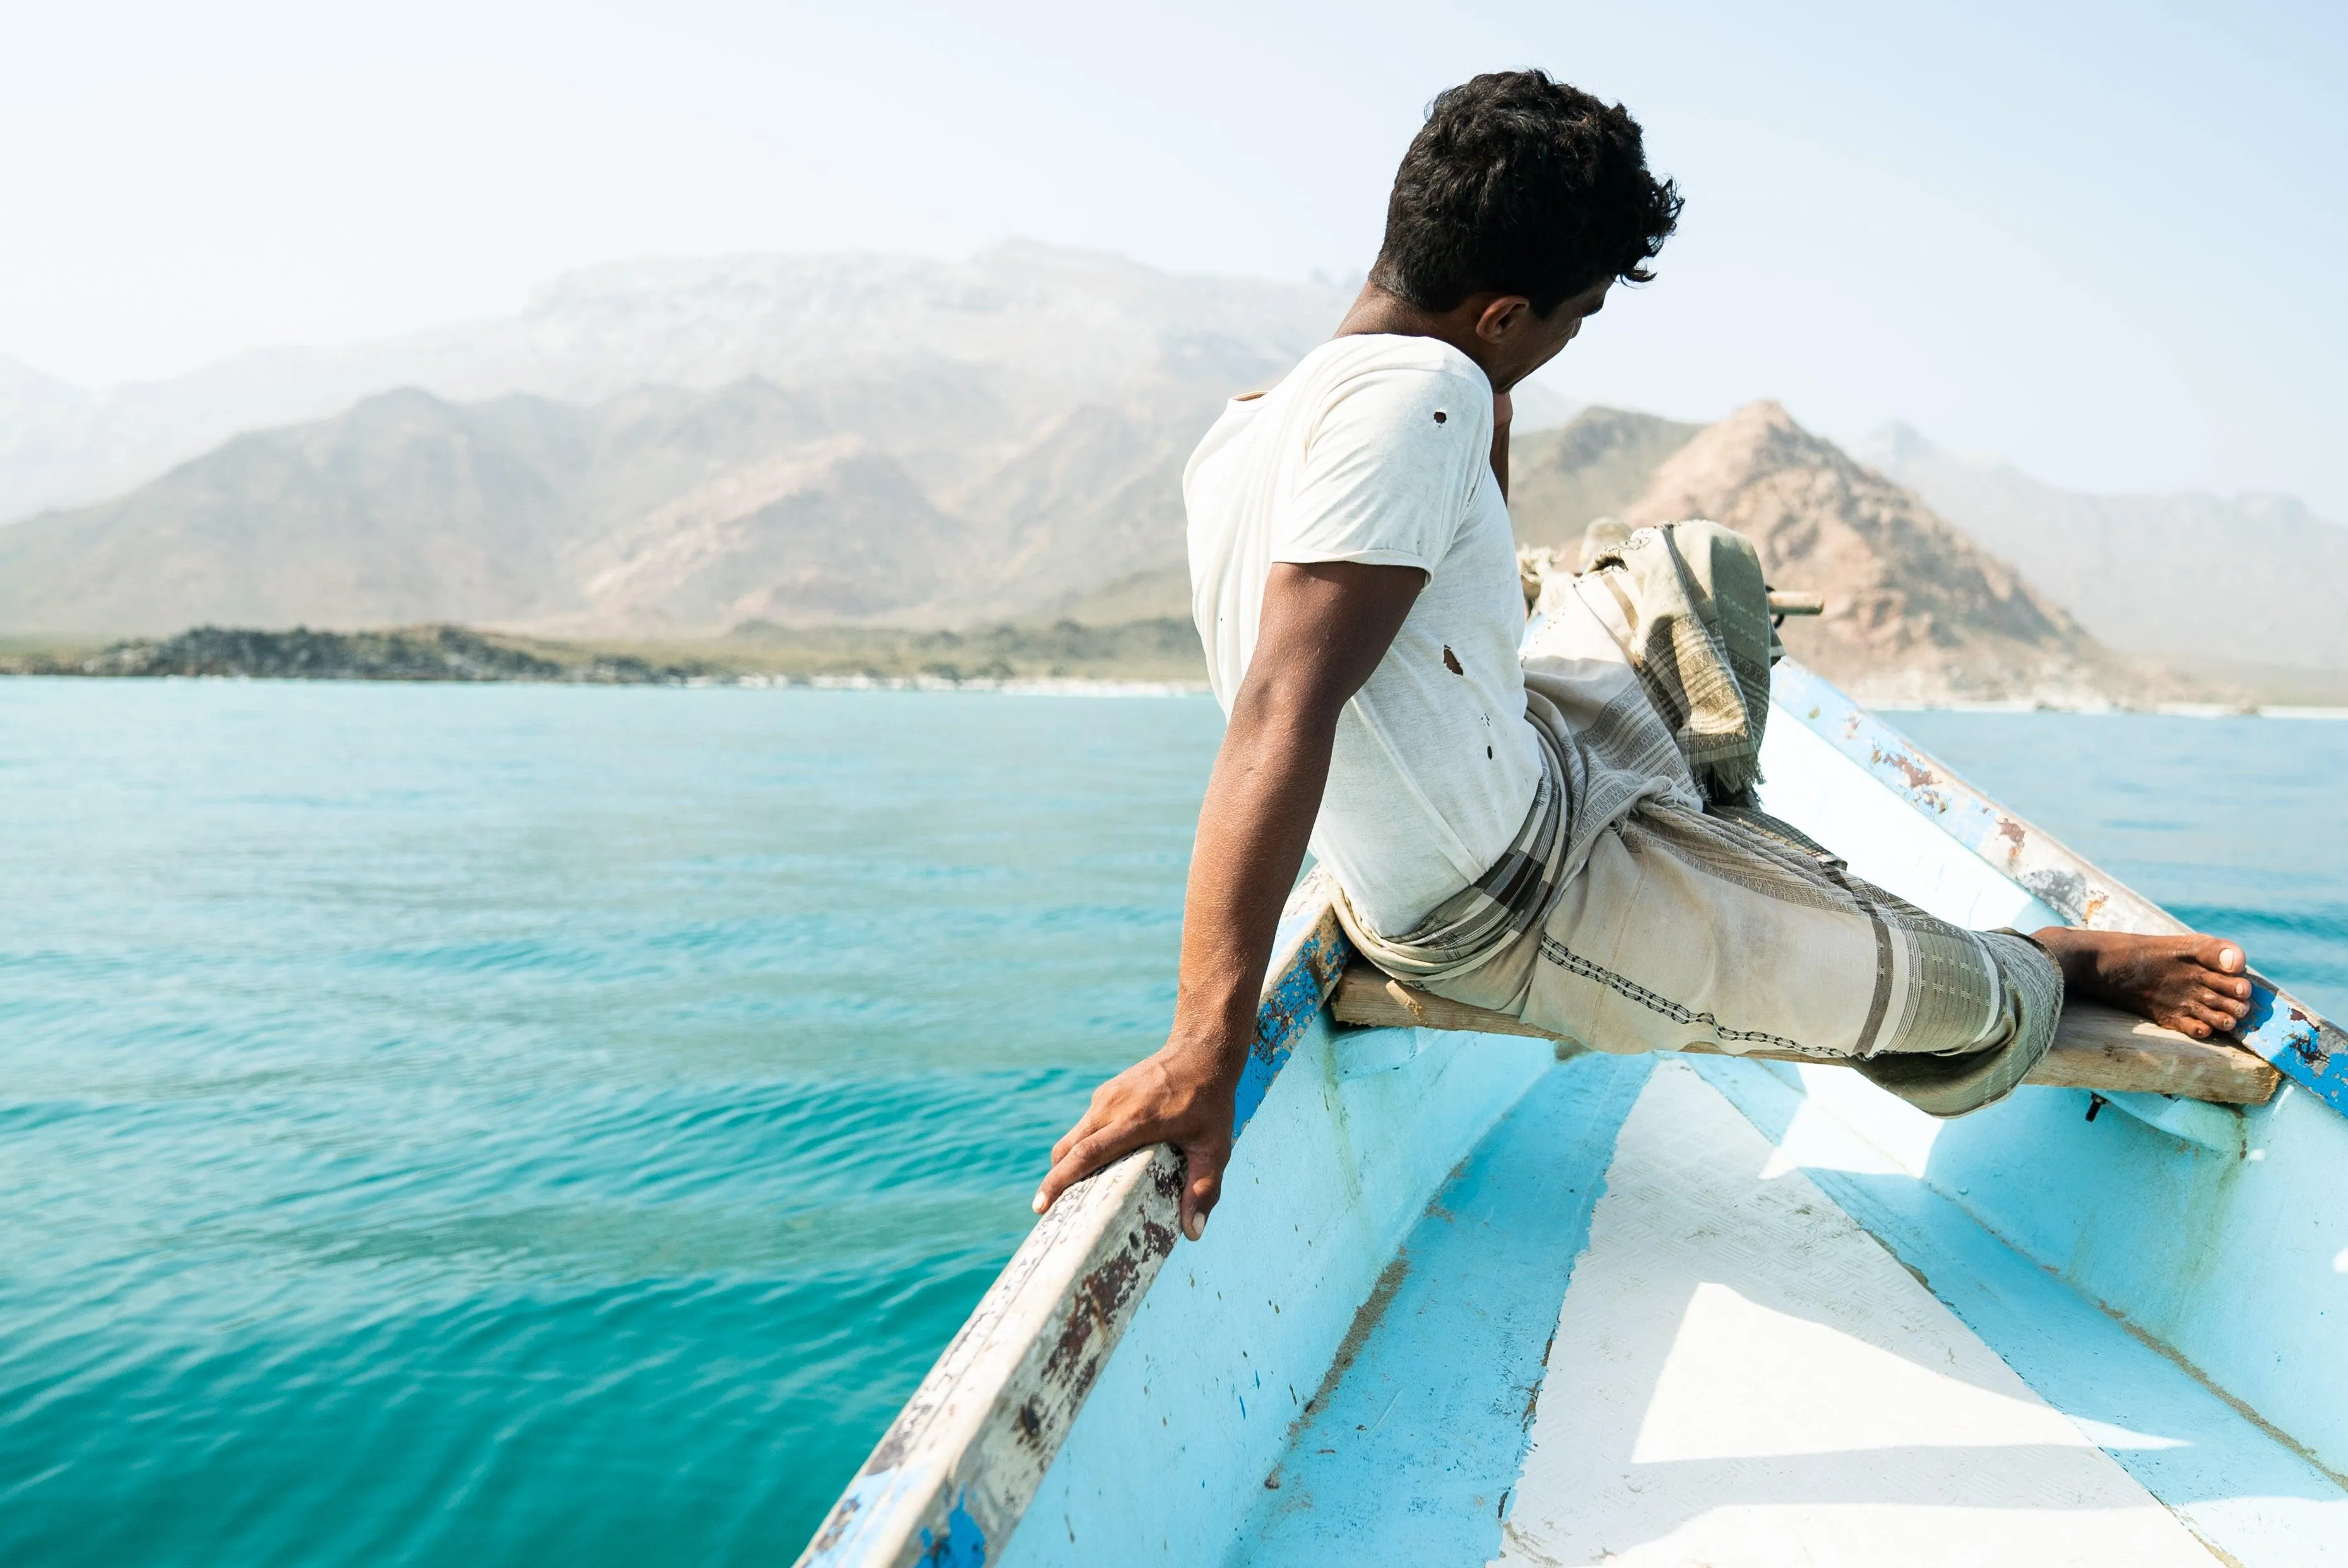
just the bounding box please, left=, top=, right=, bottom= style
left=6, top=1, right=2344, bottom=513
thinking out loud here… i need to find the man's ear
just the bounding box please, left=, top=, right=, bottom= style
left=1474, top=295, right=1535, bottom=344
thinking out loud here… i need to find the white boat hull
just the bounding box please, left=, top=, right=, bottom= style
left=802, top=664, right=2348, bottom=1567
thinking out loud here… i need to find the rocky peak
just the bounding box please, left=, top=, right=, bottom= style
left=1622, top=401, right=2144, bottom=704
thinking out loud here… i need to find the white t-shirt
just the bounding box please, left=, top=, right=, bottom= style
left=1185, top=333, right=1541, bottom=937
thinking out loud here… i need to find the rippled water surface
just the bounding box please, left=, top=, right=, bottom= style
left=0, top=680, right=1220, bottom=1567
left=1, top=680, right=2340, bottom=1565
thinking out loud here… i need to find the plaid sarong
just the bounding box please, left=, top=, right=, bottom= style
left=1327, top=669, right=1689, bottom=986
left=1579, top=520, right=1782, bottom=805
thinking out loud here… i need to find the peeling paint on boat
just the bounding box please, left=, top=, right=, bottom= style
left=1231, top=897, right=1351, bottom=1136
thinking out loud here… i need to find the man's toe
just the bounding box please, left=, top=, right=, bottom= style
left=2199, top=984, right=2250, bottom=1022
left=2182, top=999, right=2239, bottom=1036
left=2193, top=935, right=2246, bottom=974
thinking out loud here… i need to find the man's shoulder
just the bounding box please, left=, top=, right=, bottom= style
left=1185, top=334, right=1493, bottom=505
left=1294, top=336, right=1495, bottom=463
left=1299, top=333, right=1492, bottom=396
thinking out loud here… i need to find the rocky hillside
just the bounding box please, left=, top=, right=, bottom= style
left=1623, top=403, right=2160, bottom=704
left=0, top=243, right=1352, bottom=528
left=1510, top=403, right=2217, bottom=704
left=1509, top=408, right=1704, bottom=555
left=1859, top=423, right=2348, bottom=675
left=0, top=369, right=1232, bottom=638
left=0, top=245, right=1368, bottom=639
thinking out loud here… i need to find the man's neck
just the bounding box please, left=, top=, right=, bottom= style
left=1333, top=284, right=1502, bottom=387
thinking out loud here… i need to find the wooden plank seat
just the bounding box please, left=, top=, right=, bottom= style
left=1330, top=961, right=2281, bottom=1106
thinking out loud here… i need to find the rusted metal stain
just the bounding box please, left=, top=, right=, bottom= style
left=868, top=1422, right=911, bottom=1473
left=2246, top=986, right=2335, bottom=1075
left=1878, top=745, right=1938, bottom=794
left=1042, top=1275, right=1102, bottom=1386
left=1033, top=1174, right=1187, bottom=1432
left=810, top=1495, right=861, bottom=1554
left=1775, top=659, right=2348, bottom=1119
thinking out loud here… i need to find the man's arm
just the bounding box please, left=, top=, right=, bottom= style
left=1031, top=561, right=1423, bottom=1239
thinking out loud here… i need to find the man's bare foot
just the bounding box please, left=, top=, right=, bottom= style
left=2032, top=928, right=2253, bottom=1040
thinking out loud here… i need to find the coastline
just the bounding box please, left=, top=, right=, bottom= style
left=0, top=622, right=1212, bottom=691
left=12, top=669, right=2342, bottom=717
left=5, top=624, right=2339, bottom=716
left=795, top=673, right=1209, bottom=697
left=1870, top=697, right=2348, bottom=721
left=0, top=668, right=1214, bottom=697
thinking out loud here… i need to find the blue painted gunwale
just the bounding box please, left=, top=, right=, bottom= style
left=1772, top=661, right=2347, bottom=1118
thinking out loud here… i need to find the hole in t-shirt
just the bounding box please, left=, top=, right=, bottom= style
left=1442, top=645, right=1464, bottom=676
left=1432, top=410, right=1447, bottom=423
left=1486, top=745, right=1494, bottom=759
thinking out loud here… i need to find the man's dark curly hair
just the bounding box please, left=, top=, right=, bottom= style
left=1370, top=70, right=1682, bottom=317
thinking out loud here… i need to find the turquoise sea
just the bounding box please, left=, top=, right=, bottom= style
left=1, top=678, right=2342, bottom=1565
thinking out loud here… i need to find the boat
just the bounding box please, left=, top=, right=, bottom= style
left=798, top=658, right=2348, bottom=1566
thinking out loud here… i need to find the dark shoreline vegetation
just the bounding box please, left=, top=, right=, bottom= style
left=0, top=620, right=1211, bottom=685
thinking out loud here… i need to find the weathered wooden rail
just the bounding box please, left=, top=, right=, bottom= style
left=795, top=876, right=1350, bottom=1568
left=1331, top=965, right=2280, bottom=1105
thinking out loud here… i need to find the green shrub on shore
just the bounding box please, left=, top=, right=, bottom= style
left=0, top=618, right=1208, bottom=685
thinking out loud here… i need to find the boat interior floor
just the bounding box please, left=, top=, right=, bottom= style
left=1230, top=1052, right=2347, bottom=1568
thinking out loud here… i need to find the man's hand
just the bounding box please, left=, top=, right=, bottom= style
left=1033, top=1038, right=1236, bottom=1241
left=1030, top=560, right=1423, bottom=1240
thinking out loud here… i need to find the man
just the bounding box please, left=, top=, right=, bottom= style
left=1033, top=70, right=2255, bottom=1242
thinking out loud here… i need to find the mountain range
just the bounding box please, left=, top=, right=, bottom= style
left=0, top=247, right=1370, bottom=635
left=1506, top=407, right=2348, bottom=683
left=0, top=375, right=1228, bottom=635
left=0, top=244, right=1360, bottom=529
left=1533, top=404, right=2132, bottom=704
left=1858, top=425, right=2348, bottom=675
left=0, top=384, right=2151, bottom=704
left=1, top=243, right=2340, bottom=702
